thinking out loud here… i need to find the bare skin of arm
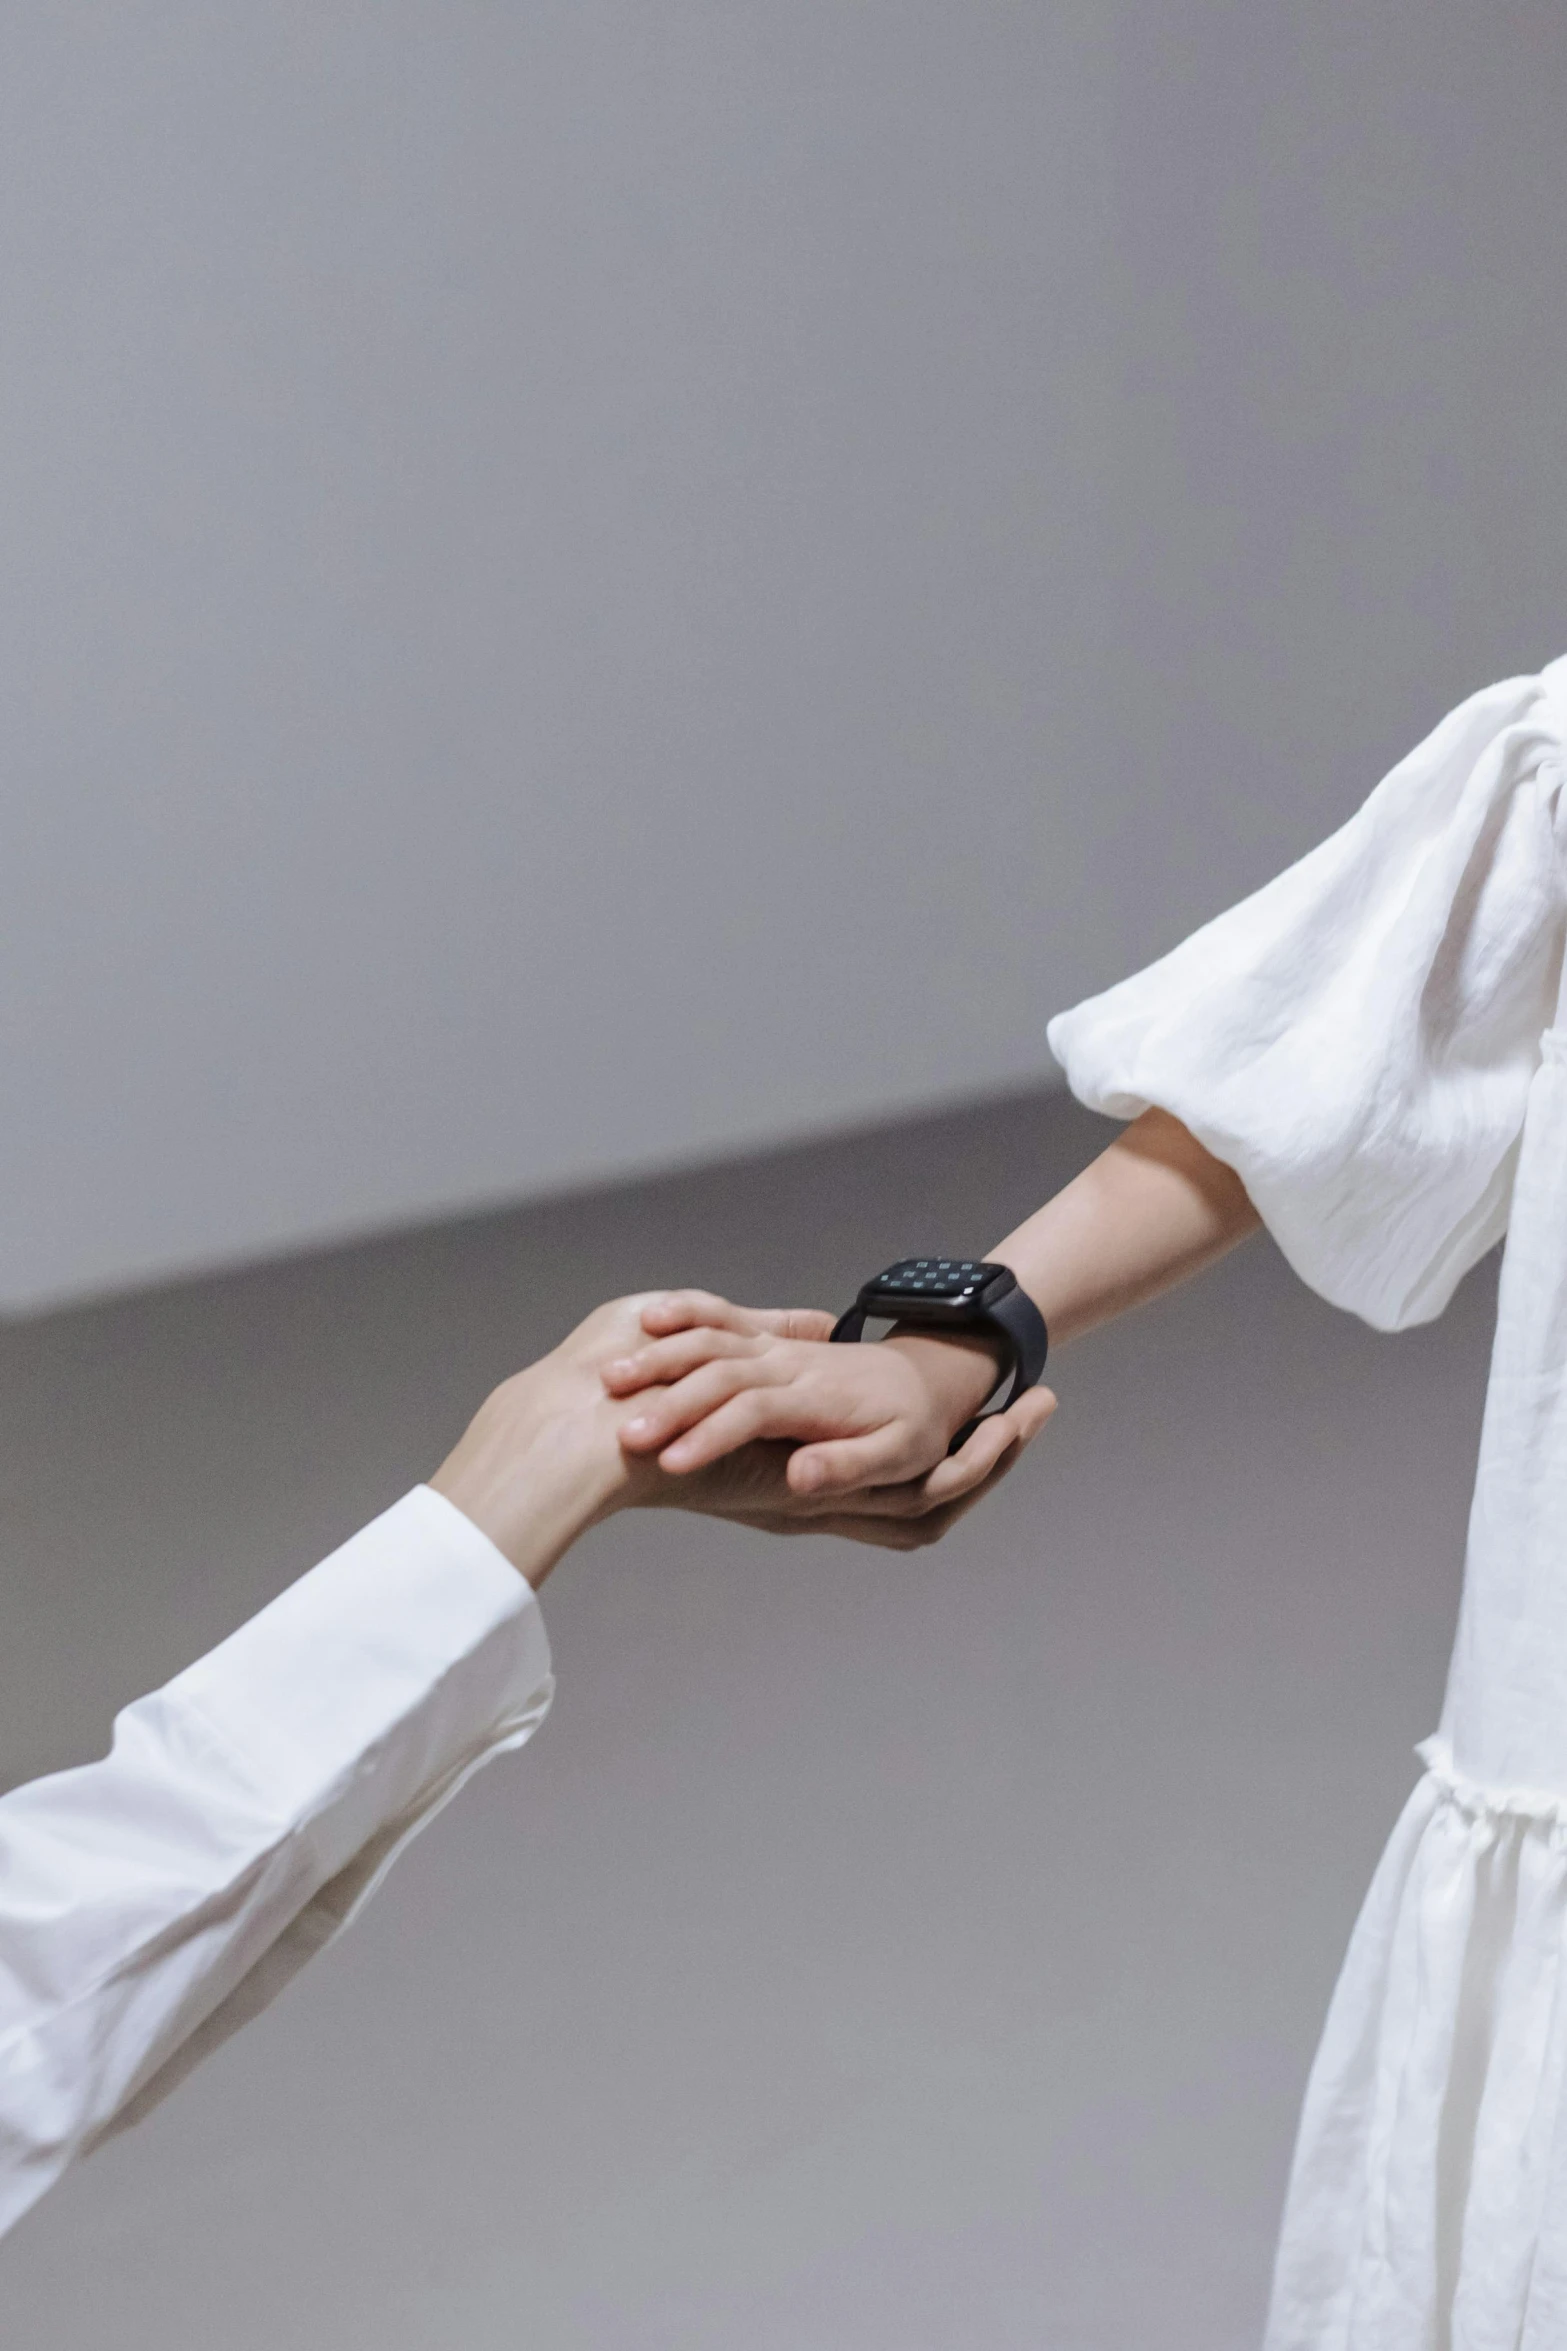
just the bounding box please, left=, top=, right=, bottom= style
left=605, top=1108, right=1261, bottom=1506
left=891, top=1105, right=1262, bottom=1431
left=428, top=1295, right=1063, bottom=1579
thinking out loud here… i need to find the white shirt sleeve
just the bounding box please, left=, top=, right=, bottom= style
left=0, top=1483, right=553, bottom=2240
left=1048, top=665, right=1567, bottom=1330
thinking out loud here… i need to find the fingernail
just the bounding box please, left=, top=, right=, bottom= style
left=795, top=1460, right=822, bottom=1492
left=624, top=1415, right=652, bottom=1439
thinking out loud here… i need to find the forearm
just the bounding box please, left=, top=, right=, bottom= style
left=894, top=1108, right=1260, bottom=1426
left=997, top=1106, right=1260, bottom=1347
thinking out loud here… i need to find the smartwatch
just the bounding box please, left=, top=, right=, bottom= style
left=831, top=1258, right=1050, bottom=1452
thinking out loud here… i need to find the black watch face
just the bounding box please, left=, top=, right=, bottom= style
left=863, top=1258, right=1009, bottom=1308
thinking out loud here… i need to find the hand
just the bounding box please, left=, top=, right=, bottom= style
left=431, top=1293, right=1055, bottom=1584
left=430, top=1294, right=684, bottom=1584
left=604, top=1288, right=1055, bottom=1503
left=652, top=1384, right=1057, bottom=1549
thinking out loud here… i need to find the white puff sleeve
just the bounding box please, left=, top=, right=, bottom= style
left=1047, top=665, right=1567, bottom=1331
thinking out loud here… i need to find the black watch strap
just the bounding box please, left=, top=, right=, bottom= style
left=980, top=1280, right=1051, bottom=1409
left=830, top=1265, right=1049, bottom=1455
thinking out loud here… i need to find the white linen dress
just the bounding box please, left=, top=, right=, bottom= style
left=0, top=1485, right=553, bottom=2240
left=1049, top=658, right=1567, bottom=2346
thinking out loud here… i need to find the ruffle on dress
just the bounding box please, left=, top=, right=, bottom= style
left=1267, top=1744, right=1567, bottom=2348
left=1049, top=660, right=1567, bottom=2345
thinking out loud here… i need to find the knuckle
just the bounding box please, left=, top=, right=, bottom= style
left=661, top=1289, right=723, bottom=1321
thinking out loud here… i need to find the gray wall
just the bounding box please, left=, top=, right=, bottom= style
left=4, top=3, right=1566, bottom=1310
left=3, top=10, right=1562, bottom=2339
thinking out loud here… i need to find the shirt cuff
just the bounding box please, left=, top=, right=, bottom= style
left=169, top=1484, right=553, bottom=1887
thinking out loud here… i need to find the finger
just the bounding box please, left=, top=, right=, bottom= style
left=619, top=1358, right=786, bottom=1453
left=785, top=1421, right=928, bottom=1497
left=656, top=1386, right=794, bottom=1472
left=719, top=1406, right=1052, bottom=1542
left=638, top=1291, right=766, bottom=1338
left=916, top=1386, right=1058, bottom=1507
left=655, top=1367, right=908, bottom=1473
left=602, top=1328, right=763, bottom=1395
left=772, top=1387, right=1058, bottom=1522
left=867, top=1393, right=1058, bottom=1540
left=913, top=1418, right=1024, bottom=1508
left=640, top=1292, right=836, bottom=1343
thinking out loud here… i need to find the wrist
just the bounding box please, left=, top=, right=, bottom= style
left=431, top=1372, right=630, bottom=1587
left=885, top=1327, right=1006, bottom=1435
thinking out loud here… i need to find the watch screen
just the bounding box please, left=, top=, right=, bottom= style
left=866, top=1258, right=998, bottom=1302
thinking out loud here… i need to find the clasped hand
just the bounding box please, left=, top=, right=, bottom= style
left=433, top=1289, right=1055, bottom=1581
left=603, top=1289, right=1057, bottom=1549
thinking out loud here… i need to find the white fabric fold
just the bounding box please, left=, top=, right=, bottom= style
left=0, top=1484, right=552, bottom=2238
left=1264, top=1754, right=1567, bottom=2348
left=1049, top=664, right=1567, bottom=1332
left=1049, top=659, right=1567, bottom=2342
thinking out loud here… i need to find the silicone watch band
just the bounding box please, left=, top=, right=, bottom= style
left=830, top=1269, right=1049, bottom=1454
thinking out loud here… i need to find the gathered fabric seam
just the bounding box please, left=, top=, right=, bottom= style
left=1417, top=1737, right=1567, bottom=1838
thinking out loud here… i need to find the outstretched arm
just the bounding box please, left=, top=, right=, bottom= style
left=0, top=1296, right=828, bottom=2240
left=605, top=1108, right=1259, bottom=1503
left=887, top=1105, right=1261, bottom=1442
